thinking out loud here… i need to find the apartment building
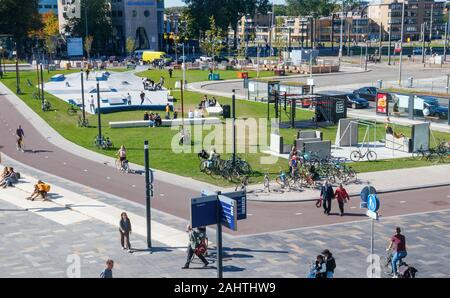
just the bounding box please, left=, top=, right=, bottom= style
left=38, top=0, right=58, bottom=14
left=368, top=0, right=446, bottom=41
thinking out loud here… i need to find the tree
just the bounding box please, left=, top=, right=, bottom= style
left=286, top=0, right=336, bottom=18
left=84, top=35, right=93, bottom=60
left=0, top=0, right=42, bottom=57
left=126, top=37, right=136, bottom=56
left=200, top=16, right=225, bottom=58
left=64, top=0, right=112, bottom=56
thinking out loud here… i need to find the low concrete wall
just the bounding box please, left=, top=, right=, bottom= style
left=110, top=117, right=222, bottom=128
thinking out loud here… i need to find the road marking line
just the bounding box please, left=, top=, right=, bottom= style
left=132, top=185, right=136, bottom=188
left=63, top=162, right=67, bottom=165
left=247, top=213, right=253, bottom=216
left=160, top=194, right=165, bottom=197
left=295, top=212, right=303, bottom=215
left=106, top=177, right=110, bottom=180
left=350, top=206, right=357, bottom=209
left=400, top=201, right=406, bottom=204
left=45, top=156, right=49, bottom=159
left=83, top=169, right=88, bottom=172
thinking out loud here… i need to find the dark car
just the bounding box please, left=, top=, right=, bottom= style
left=353, top=87, right=379, bottom=101
left=346, top=94, right=370, bottom=109
left=213, top=56, right=229, bottom=63
left=420, top=96, right=449, bottom=119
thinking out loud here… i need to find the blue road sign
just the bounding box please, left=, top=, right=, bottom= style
left=367, top=194, right=380, bottom=212
left=218, top=195, right=238, bottom=231
left=360, top=186, right=377, bottom=203
left=191, top=195, right=218, bottom=229
left=222, top=191, right=247, bottom=220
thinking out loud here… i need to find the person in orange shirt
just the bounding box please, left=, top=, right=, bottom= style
left=165, top=103, right=171, bottom=119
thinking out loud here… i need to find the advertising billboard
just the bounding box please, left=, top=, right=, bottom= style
left=67, top=37, right=83, bottom=57
left=376, top=93, right=389, bottom=115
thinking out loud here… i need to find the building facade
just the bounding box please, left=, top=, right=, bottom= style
left=39, top=0, right=59, bottom=14
left=368, top=0, right=446, bottom=41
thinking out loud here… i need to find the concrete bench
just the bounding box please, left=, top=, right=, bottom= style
left=206, top=106, right=223, bottom=117
left=108, top=97, right=126, bottom=106
left=109, top=117, right=222, bottom=128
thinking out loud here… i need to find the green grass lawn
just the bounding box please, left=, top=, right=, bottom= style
left=135, top=68, right=289, bottom=90
left=1, top=69, right=449, bottom=186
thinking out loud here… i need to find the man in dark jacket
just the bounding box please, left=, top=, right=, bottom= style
left=320, top=180, right=334, bottom=215
left=322, top=249, right=336, bottom=278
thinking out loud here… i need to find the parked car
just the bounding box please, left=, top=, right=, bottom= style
left=420, top=96, right=449, bottom=119
left=199, top=56, right=213, bottom=62
left=353, top=87, right=379, bottom=101
left=413, top=47, right=422, bottom=55
left=346, top=93, right=370, bottom=109
left=213, top=56, right=229, bottom=63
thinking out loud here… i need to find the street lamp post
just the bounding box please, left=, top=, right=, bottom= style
left=96, top=82, right=102, bottom=141
left=81, top=71, right=86, bottom=126
left=339, top=0, right=345, bottom=61
left=444, top=21, right=449, bottom=61
left=40, top=63, right=45, bottom=110
left=15, top=43, right=21, bottom=94
left=398, top=1, right=405, bottom=86
left=0, top=47, right=3, bottom=79
left=388, top=24, right=392, bottom=65
left=232, top=89, right=236, bottom=166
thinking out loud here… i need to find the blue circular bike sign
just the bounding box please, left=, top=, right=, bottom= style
left=367, top=194, right=380, bottom=212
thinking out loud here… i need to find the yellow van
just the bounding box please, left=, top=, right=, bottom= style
left=142, top=51, right=167, bottom=63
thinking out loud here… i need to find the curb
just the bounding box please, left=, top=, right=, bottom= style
left=247, top=182, right=450, bottom=203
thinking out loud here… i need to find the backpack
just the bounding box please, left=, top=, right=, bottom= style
left=398, top=264, right=417, bottom=278
left=328, top=257, right=336, bottom=271
left=16, top=172, right=21, bottom=180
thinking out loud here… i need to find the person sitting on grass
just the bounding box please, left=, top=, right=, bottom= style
left=143, top=112, right=150, bottom=121
left=154, top=114, right=162, bottom=127
left=0, top=167, right=18, bottom=188
left=148, top=113, right=156, bottom=128
left=27, top=180, right=50, bottom=201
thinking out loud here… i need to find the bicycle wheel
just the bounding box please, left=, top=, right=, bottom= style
left=350, top=151, right=362, bottom=162
left=199, top=160, right=208, bottom=173
left=367, top=150, right=378, bottom=162
left=115, top=159, right=122, bottom=170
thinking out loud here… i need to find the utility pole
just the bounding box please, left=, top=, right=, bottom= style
left=339, top=0, right=345, bottom=61
left=232, top=89, right=236, bottom=166
left=444, top=21, right=449, bottom=61
left=388, top=24, right=392, bottom=65
left=144, top=140, right=152, bottom=250
left=96, top=82, right=102, bottom=141
left=398, top=1, right=405, bottom=86
left=429, top=2, right=434, bottom=44
left=365, top=40, right=368, bottom=71
left=347, top=22, right=351, bottom=56
left=379, top=23, right=383, bottom=60
left=40, top=63, right=45, bottom=110
left=80, top=71, right=86, bottom=126
left=422, top=22, right=426, bottom=63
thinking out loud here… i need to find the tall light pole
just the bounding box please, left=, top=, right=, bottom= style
left=339, top=0, right=345, bottom=61
left=388, top=24, right=392, bottom=65
left=398, top=1, right=405, bottom=86
left=429, top=2, right=434, bottom=45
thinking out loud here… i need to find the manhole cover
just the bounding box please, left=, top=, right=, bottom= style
left=430, top=201, right=450, bottom=206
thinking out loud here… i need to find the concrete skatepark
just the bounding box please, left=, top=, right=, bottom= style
left=43, top=70, right=172, bottom=114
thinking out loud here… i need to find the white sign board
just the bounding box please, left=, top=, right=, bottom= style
left=414, top=96, right=424, bottom=110
left=366, top=210, right=379, bottom=220
left=67, top=37, right=83, bottom=57
left=307, top=78, right=315, bottom=86
left=248, top=81, right=255, bottom=92
left=396, top=94, right=410, bottom=109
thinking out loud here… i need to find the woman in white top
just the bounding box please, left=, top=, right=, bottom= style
left=117, top=145, right=127, bottom=168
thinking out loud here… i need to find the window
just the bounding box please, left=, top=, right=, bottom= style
left=144, top=10, right=150, bottom=18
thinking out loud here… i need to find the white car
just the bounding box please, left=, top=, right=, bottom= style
left=199, top=56, right=213, bottom=62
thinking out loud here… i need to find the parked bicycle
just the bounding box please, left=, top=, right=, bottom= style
left=235, top=176, right=250, bottom=192
left=94, top=135, right=113, bottom=150
left=67, top=104, right=80, bottom=116
left=350, top=148, right=377, bottom=162
left=413, top=142, right=448, bottom=163
left=77, top=116, right=89, bottom=128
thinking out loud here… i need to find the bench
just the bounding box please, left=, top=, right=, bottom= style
left=424, top=116, right=439, bottom=122
left=109, top=117, right=222, bottom=128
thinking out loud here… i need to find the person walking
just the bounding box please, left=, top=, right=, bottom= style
left=16, top=125, right=25, bottom=152
left=307, top=255, right=327, bottom=278
left=140, top=91, right=145, bottom=105
left=85, top=68, right=90, bottom=81
left=165, top=103, right=171, bottom=119
left=100, top=259, right=114, bottom=278
left=119, top=212, right=132, bottom=252
left=89, top=95, right=95, bottom=113
left=320, top=180, right=334, bottom=215
left=168, top=68, right=173, bottom=78
left=182, top=225, right=209, bottom=269
left=322, top=249, right=336, bottom=278
left=334, top=184, right=350, bottom=216
left=387, top=227, right=407, bottom=277
left=126, top=93, right=132, bottom=105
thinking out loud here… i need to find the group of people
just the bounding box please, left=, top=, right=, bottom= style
left=143, top=112, right=163, bottom=127
left=0, top=167, right=19, bottom=188
left=198, top=95, right=218, bottom=109
left=288, top=146, right=320, bottom=184
left=308, top=249, right=336, bottom=278
left=142, top=76, right=164, bottom=91
left=319, top=181, right=350, bottom=216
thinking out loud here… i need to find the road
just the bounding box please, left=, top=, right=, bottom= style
left=1, top=91, right=450, bottom=236
left=201, top=63, right=450, bottom=99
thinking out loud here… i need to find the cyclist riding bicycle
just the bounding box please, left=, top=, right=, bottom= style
left=117, top=145, right=127, bottom=170
left=16, top=125, right=25, bottom=152
left=387, top=227, right=408, bottom=278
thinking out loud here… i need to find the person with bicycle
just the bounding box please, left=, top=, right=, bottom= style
left=387, top=227, right=407, bottom=277
left=89, top=95, right=95, bottom=113
left=117, top=145, right=127, bottom=170
left=16, top=125, right=25, bottom=152
left=208, top=148, right=218, bottom=169
left=182, top=225, right=209, bottom=269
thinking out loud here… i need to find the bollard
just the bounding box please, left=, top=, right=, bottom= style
left=407, top=77, right=413, bottom=88
left=377, top=80, right=383, bottom=89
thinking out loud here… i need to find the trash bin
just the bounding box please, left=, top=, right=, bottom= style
left=222, top=105, right=231, bottom=118
left=407, top=77, right=413, bottom=88
left=377, top=80, right=383, bottom=89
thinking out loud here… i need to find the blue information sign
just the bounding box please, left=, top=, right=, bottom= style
left=190, top=195, right=218, bottom=229
left=218, top=195, right=238, bottom=231
left=367, top=194, right=380, bottom=212
left=360, top=186, right=377, bottom=203
left=222, top=191, right=247, bottom=220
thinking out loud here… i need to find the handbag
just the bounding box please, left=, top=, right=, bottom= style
left=315, top=197, right=322, bottom=208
